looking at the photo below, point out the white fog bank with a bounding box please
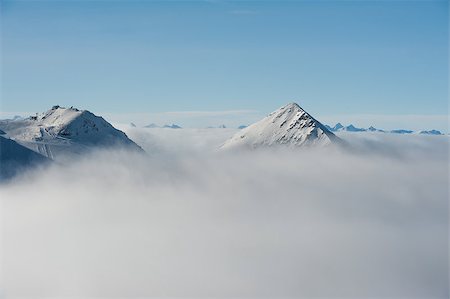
[0,132,448,298]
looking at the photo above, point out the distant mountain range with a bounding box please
[325,123,443,135]
[144,123,182,129]
[138,121,441,135]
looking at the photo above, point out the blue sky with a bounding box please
[1,0,448,130]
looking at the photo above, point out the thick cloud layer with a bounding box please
[0,130,448,298]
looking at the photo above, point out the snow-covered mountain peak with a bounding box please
[0,105,142,160]
[38,105,83,125]
[221,102,340,150]
[268,102,308,118]
[16,105,127,145]
[274,101,301,111]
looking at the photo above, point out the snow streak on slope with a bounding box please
[0,106,142,160]
[221,102,340,149]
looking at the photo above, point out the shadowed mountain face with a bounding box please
[221,102,340,150]
[0,136,51,180]
[0,106,143,161]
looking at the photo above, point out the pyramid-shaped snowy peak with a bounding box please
[221,102,340,149]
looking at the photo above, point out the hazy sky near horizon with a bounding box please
[1,0,448,129]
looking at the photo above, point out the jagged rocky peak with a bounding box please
[221,102,340,149]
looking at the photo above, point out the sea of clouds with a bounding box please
[0,129,448,298]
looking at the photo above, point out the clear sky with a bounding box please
[0,0,448,130]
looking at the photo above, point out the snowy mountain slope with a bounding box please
[0,135,51,180]
[221,102,340,149]
[0,105,142,160]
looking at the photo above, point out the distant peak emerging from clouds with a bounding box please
[325,122,443,135]
[221,102,340,150]
[0,105,142,161]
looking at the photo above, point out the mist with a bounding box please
[0,130,448,298]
